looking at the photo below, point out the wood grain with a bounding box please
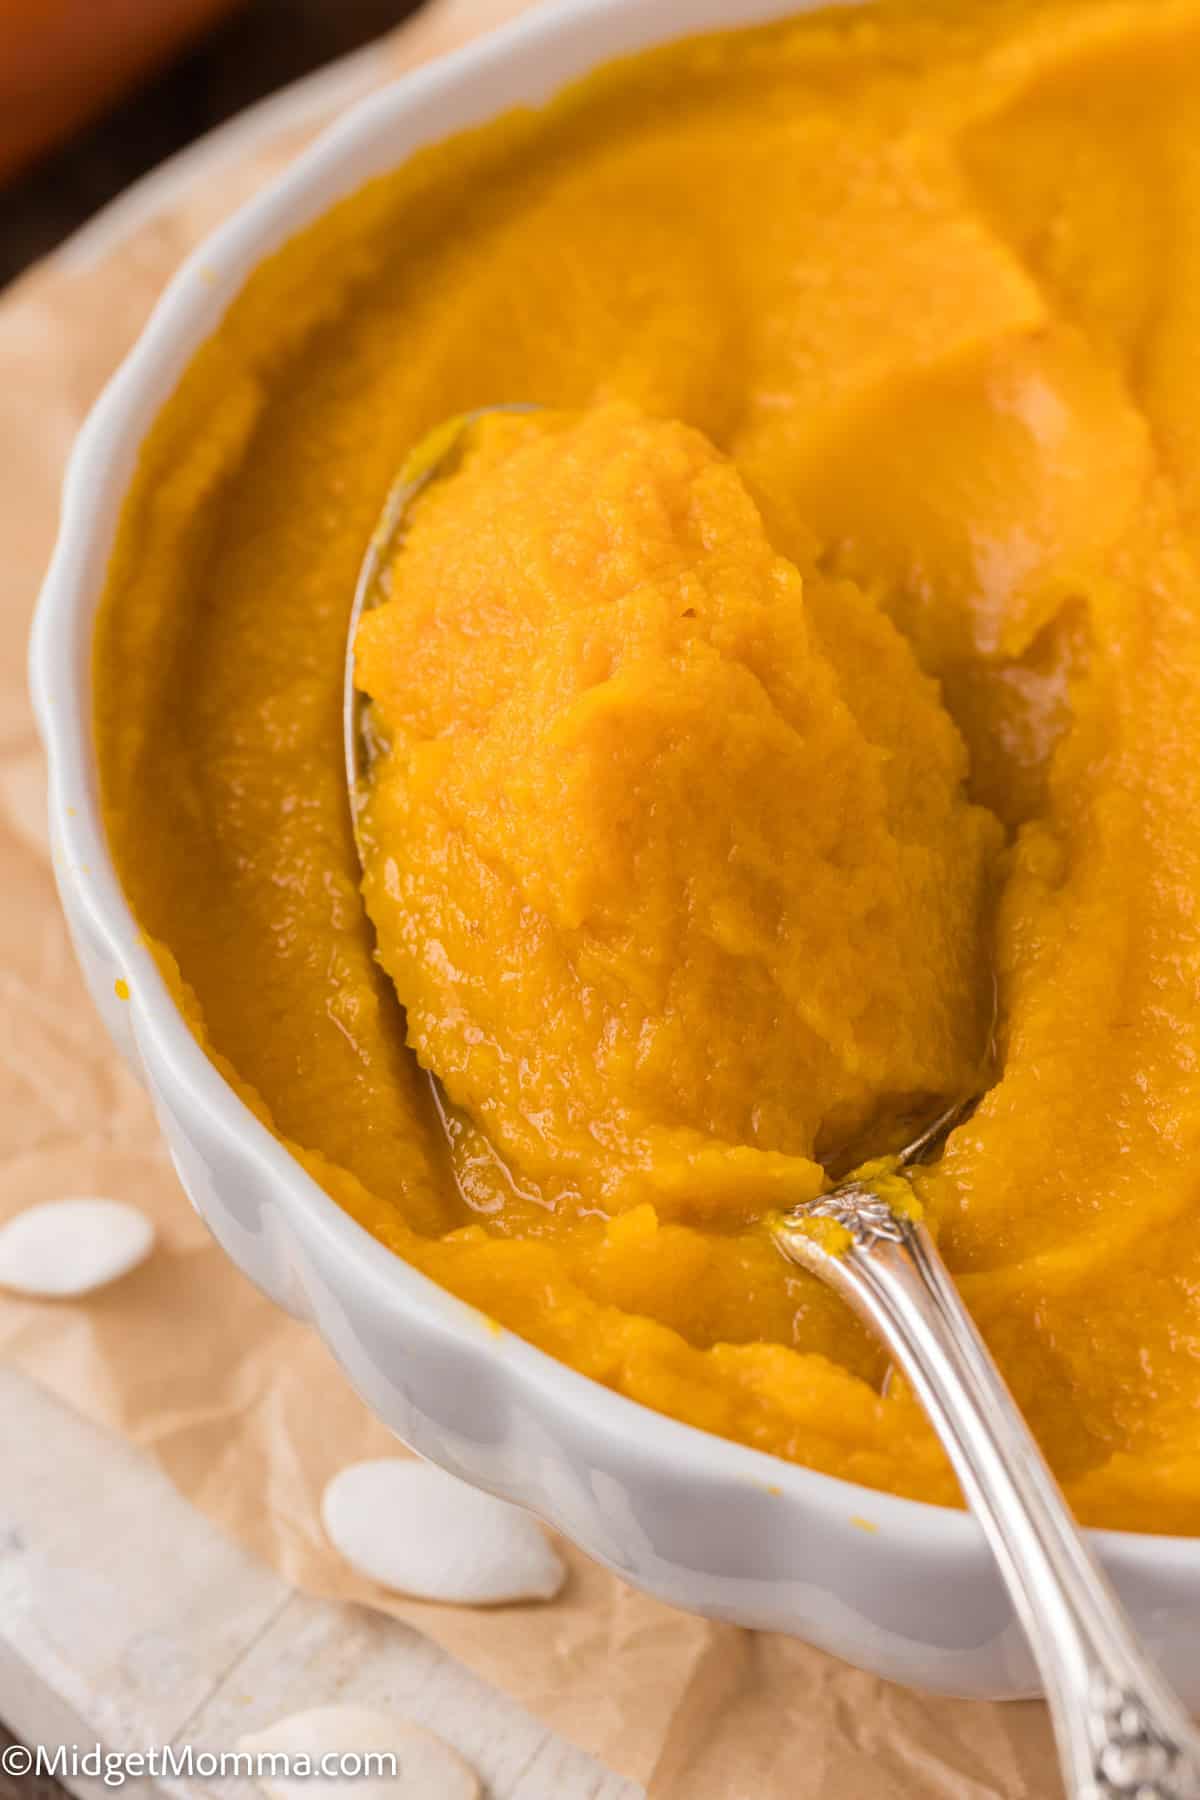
[0,1367,642,1800]
[0,11,632,1797]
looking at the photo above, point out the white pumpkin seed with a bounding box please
[321,1459,566,1605]
[0,1198,154,1297]
[239,1705,478,1800]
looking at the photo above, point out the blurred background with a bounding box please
[1,2,419,1788]
[0,0,426,289]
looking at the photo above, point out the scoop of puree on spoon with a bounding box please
[345,408,1200,1800]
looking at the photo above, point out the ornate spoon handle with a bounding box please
[773,1184,1200,1800]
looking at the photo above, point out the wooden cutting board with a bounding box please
[0,1367,640,1800]
[0,45,638,1800]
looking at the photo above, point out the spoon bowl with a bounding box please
[345,410,1200,1798]
[344,404,538,854]
[32,0,1200,1730]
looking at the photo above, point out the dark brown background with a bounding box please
[1,0,423,290]
[0,4,424,1782]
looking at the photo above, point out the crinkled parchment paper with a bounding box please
[0,1,1063,1791]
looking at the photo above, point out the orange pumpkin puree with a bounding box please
[95,0,1200,1530]
[354,404,1000,1218]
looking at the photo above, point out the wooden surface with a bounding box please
[0,1366,642,1800]
[0,1725,70,1800]
[0,8,640,1795]
[0,0,422,288]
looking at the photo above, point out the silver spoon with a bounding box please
[345,412,1200,1800]
[345,406,536,841]
[775,1110,1200,1799]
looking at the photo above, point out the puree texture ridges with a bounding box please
[353,404,1000,1220]
[96,0,1200,1528]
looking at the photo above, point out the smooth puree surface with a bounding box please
[96,0,1200,1528]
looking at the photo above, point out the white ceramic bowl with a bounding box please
[29,0,1200,1703]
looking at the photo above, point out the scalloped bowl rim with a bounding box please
[26,0,1200,1591]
